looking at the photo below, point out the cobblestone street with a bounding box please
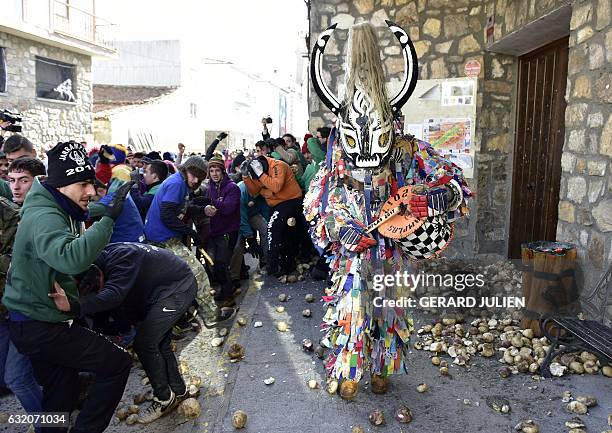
[4,267,609,433]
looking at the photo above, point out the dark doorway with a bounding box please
[508,37,569,259]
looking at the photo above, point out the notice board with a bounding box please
[398,77,477,178]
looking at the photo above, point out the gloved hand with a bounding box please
[131,178,146,194]
[98,145,114,164]
[239,160,250,178]
[409,186,449,218]
[248,159,264,179]
[217,132,228,141]
[244,236,263,259]
[338,220,376,253]
[104,181,135,220]
[191,195,211,207]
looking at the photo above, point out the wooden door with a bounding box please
[508,37,568,259]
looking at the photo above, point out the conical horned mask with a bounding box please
[310,20,418,172]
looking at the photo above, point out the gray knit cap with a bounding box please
[182,156,207,174]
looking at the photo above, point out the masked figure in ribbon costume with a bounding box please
[304,21,472,397]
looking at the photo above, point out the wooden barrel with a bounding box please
[520,241,577,336]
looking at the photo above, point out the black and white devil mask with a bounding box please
[311,20,418,174]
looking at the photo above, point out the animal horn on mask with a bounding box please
[310,20,419,117]
[310,24,341,114]
[385,20,419,114]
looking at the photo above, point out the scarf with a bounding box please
[42,182,89,222]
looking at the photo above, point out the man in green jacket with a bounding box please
[2,141,133,433]
[301,137,326,191]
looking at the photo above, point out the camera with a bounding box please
[265,116,272,124]
[0,109,23,133]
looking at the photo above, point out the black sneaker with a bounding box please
[203,307,238,329]
[217,298,236,308]
[137,390,176,424]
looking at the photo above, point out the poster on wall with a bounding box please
[441,80,475,106]
[423,117,472,153]
[423,117,473,177]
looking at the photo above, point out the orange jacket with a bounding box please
[244,157,302,207]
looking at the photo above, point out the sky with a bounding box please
[96,0,309,84]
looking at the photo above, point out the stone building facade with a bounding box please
[0,0,115,150]
[308,0,610,320]
[0,31,93,148]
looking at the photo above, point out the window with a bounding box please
[35,57,76,102]
[0,48,6,93]
[55,0,70,19]
[189,102,197,118]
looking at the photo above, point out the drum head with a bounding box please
[396,215,454,260]
[378,186,424,239]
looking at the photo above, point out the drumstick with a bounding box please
[365,205,404,234]
[198,248,215,266]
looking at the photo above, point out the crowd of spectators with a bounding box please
[0,118,332,432]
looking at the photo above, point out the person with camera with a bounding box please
[2,141,134,433]
[241,151,303,277]
[48,242,198,424]
[261,116,273,140]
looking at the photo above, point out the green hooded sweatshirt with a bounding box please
[2,179,114,322]
[301,137,326,191]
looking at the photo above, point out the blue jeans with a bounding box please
[0,320,43,417]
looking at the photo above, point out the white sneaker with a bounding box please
[137,390,176,424]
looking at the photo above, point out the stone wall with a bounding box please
[309,0,611,320]
[0,31,93,149]
[308,0,514,260]
[553,0,611,320]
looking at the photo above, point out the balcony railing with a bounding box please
[50,0,115,51]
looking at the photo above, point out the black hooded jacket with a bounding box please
[71,242,196,321]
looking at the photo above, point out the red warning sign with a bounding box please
[464,60,481,77]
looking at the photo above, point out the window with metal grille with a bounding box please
[0,47,6,93]
[35,56,76,102]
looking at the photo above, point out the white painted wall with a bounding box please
[94,40,309,154]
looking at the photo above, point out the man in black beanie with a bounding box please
[2,141,134,433]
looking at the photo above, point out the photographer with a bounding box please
[254,140,273,158]
[261,116,273,140]
[242,153,303,277]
